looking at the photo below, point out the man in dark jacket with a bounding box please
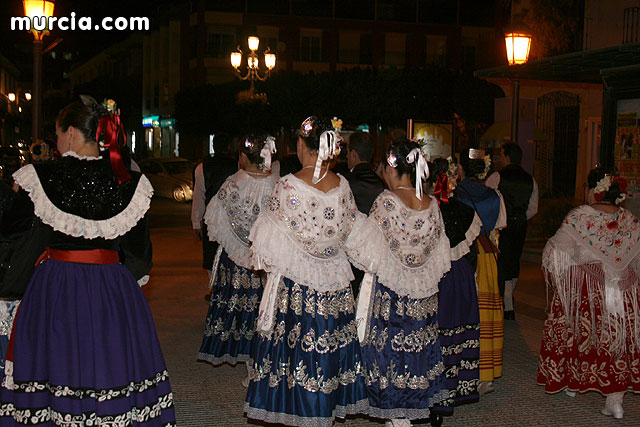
[344,131,386,214]
[343,131,386,296]
[191,133,237,296]
[486,143,538,320]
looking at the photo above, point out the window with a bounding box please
[205,0,243,13]
[141,161,162,175]
[339,32,360,64]
[153,83,159,108]
[385,33,406,66]
[162,83,169,106]
[300,34,321,62]
[360,34,372,64]
[462,45,476,71]
[206,32,236,58]
[426,35,446,66]
[623,7,640,43]
[292,0,332,17]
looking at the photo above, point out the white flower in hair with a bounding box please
[594,175,612,195]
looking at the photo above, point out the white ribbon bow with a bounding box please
[260,136,277,170]
[312,130,340,184]
[406,148,429,200]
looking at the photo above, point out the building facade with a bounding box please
[479,0,640,211]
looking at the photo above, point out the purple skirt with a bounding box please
[433,257,480,415]
[0,259,175,426]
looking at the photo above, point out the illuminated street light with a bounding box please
[504,21,532,144]
[8,93,16,102]
[505,23,532,65]
[24,92,32,101]
[23,0,55,144]
[230,36,276,95]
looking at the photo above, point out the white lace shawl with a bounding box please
[346,190,451,299]
[204,169,279,269]
[450,212,482,262]
[13,164,153,240]
[249,174,357,292]
[542,205,640,355]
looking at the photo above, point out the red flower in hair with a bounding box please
[607,221,619,230]
[614,239,621,246]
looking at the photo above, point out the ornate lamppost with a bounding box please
[504,21,532,144]
[23,0,55,144]
[230,36,276,96]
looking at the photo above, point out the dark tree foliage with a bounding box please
[175,67,504,140]
[514,0,583,58]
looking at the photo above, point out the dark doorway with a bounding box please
[553,106,579,197]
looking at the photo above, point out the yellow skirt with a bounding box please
[476,243,504,382]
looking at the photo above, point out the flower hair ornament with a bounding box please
[81,95,130,184]
[433,156,459,205]
[386,153,398,168]
[594,174,628,205]
[406,148,429,200]
[259,136,277,171]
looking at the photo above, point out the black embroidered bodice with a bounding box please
[439,198,476,249]
[34,156,140,220]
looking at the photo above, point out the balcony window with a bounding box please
[300,35,321,62]
[339,32,360,64]
[385,33,406,66]
[426,35,447,66]
[206,32,236,58]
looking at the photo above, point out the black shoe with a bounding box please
[504,310,515,320]
[429,413,443,427]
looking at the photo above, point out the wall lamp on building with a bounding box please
[230,36,276,94]
[504,20,532,144]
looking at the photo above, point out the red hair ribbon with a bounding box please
[96,114,131,183]
[616,176,628,193]
[433,172,449,205]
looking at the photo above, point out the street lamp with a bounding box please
[504,21,532,144]
[23,0,55,144]
[7,93,16,103]
[230,36,276,95]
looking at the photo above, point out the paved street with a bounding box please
[146,198,639,426]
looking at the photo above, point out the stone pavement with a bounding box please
[145,222,639,426]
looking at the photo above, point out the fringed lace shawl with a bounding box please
[543,205,640,356]
[13,162,153,240]
[346,191,451,299]
[204,169,279,269]
[249,174,358,292]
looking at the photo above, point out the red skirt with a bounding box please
[537,273,640,395]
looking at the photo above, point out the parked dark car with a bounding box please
[139,158,194,202]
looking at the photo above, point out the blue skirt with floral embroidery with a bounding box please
[244,277,369,427]
[360,277,449,420]
[433,257,480,415]
[198,249,263,366]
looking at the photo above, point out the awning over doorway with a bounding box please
[475,42,640,83]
